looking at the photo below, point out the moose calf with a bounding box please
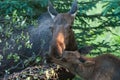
[51,51,120,80]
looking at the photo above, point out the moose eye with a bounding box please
[49,26,54,33]
[70,26,72,29]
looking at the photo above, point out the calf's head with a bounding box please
[48,0,78,57]
[51,51,95,75]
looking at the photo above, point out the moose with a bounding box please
[46,0,79,79]
[50,51,120,80]
[47,0,78,58]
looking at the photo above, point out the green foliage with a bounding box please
[102,0,120,16]
[7,53,20,62]
[0,54,3,62]
[0,0,48,18]
[0,0,51,77]
[0,4,39,73]
[73,75,83,80]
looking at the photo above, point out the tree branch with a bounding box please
[77,12,120,18]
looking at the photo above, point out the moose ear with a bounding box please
[68,0,78,17]
[48,0,58,19]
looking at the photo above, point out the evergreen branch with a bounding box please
[77,12,120,18]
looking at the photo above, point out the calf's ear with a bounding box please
[83,61,95,66]
[47,0,58,19]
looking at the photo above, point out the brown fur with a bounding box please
[51,51,120,80]
[49,13,77,58]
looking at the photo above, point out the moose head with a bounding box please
[48,0,78,58]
